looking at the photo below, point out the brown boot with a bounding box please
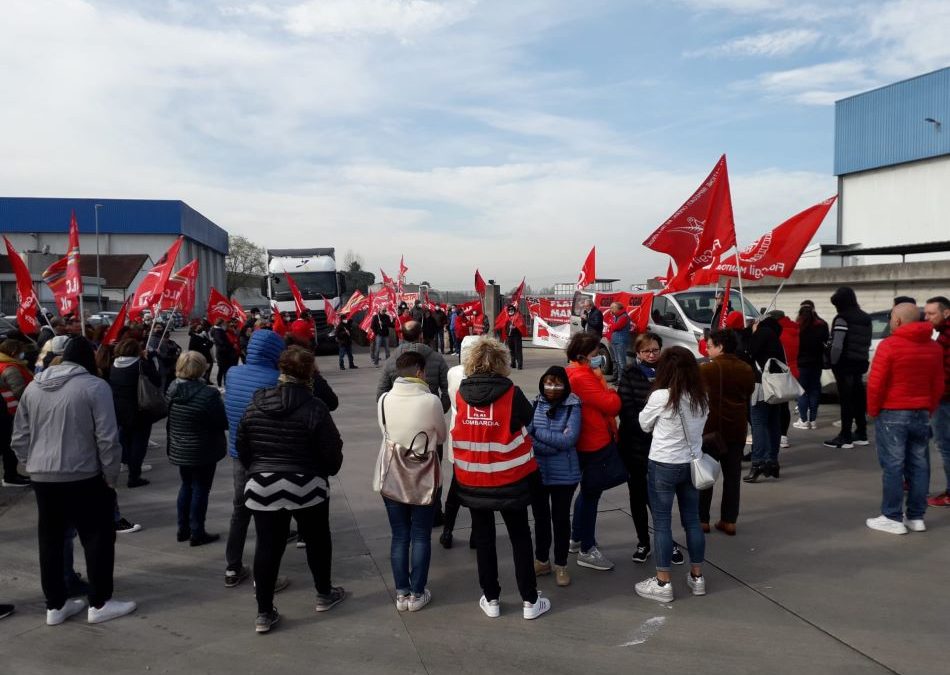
[715,520,736,536]
[701,522,710,533]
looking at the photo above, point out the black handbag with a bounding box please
[137,363,168,421]
[580,442,629,493]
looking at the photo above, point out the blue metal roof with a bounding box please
[0,198,229,254]
[834,67,950,176]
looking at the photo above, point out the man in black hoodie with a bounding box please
[824,287,872,449]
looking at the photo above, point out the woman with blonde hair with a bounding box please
[166,351,229,546]
[452,337,550,620]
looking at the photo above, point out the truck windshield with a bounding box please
[271,272,337,301]
[673,290,758,325]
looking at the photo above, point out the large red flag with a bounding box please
[207,287,234,324]
[339,290,369,315]
[644,155,736,292]
[231,298,248,325]
[65,210,83,302]
[359,288,396,333]
[159,259,199,316]
[102,298,131,346]
[3,237,40,335]
[282,269,308,317]
[271,303,287,337]
[577,247,596,290]
[380,269,395,289]
[509,277,526,308]
[130,237,184,317]
[399,255,408,280]
[322,295,338,326]
[716,196,836,281]
[41,257,76,317]
[474,269,487,297]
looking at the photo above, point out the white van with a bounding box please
[569,288,760,378]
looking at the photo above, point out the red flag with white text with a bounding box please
[159,259,199,315]
[231,297,248,325]
[716,196,837,281]
[577,247,596,290]
[41,257,76,317]
[207,287,234,324]
[4,236,40,334]
[65,210,83,304]
[130,237,184,317]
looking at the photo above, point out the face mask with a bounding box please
[589,355,606,369]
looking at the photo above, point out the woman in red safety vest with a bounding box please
[452,337,550,620]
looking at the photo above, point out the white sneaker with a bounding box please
[568,539,581,554]
[140,464,153,473]
[904,518,926,532]
[792,420,810,431]
[832,420,842,428]
[780,435,790,448]
[395,593,410,611]
[87,599,137,624]
[686,574,706,596]
[745,434,753,445]
[866,515,907,535]
[522,593,551,620]
[635,577,674,603]
[576,546,614,571]
[47,598,86,626]
[408,589,431,612]
[809,421,819,430]
[479,595,500,618]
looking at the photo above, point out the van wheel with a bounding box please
[598,344,614,379]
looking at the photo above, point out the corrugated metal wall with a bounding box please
[834,67,950,176]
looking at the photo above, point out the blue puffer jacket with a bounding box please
[224,330,286,457]
[527,393,582,486]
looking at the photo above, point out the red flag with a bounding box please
[282,269,308,317]
[102,298,130,346]
[656,259,674,284]
[322,295,338,326]
[42,257,76,317]
[689,263,721,288]
[3,236,40,335]
[456,299,483,318]
[509,277,526,308]
[231,297,248,325]
[130,237,184,317]
[399,255,408,279]
[159,259,199,315]
[716,196,837,281]
[340,290,369,315]
[271,303,287,337]
[474,269,487,297]
[380,269,395,288]
[644,155,736,291]
[577,247,596,290]
[359,288,396,333]
[718,279,732,330]
[65,210,83,302]
[207,287,234,324]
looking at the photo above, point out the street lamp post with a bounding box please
[94,203,103,312]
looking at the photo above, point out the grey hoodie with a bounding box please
[11,362,122,484]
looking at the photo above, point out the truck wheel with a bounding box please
[598,343,614,379]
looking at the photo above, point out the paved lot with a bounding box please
[0,345,946,674]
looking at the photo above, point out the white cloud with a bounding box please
[281,0,475,39]
[686,28,820,58]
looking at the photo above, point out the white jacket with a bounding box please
[639,389,708,465]
[373,377,447,492]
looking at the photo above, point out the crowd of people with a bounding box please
[0,287,946,632]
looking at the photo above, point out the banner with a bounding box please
[528,298,572,324]
[102,298,130,346]
[643,155,736,292]
[207,287,234,324]
[532,316,572,349]
[716,196,837,281]
[3,236,40,334]
[130,237,183,317]
[594,291,654,333]
[577,247,596,290]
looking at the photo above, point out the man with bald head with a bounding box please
[865,302,944,535]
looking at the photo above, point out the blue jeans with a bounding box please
[934,401,950,493]
[571,451,605,552]
[338,344,355,368]
[875,410,931,521]
[647,460,705,572]
[796,366,822,423]
[177,464,217,536]
[610,335,629,375]
[383,497,435,596]
[750,400,781,465]
[372,335,390,364]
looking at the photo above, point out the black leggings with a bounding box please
[626,460,651,547]
[252,501,332,614]
[443,474,463,532]
[531,483,577,566]
[507,332,523,369]
[470,506,536,603]
[34,477,116,610]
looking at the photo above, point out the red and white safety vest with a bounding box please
[452,387,537,488]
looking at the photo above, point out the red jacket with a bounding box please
[867,321,944,417]
[566,362,621,452]
[606,311,631,340]
[778,317,800,379]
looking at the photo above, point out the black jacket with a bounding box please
[830,287,872,373]
[335,322,352,347]
[617,361,654,464]
[110,357,161,427]
[165,379,228,466]
[455,375,537,511]
[798,319,829,369]
[188,331,214,363]
[583,307,604,334]
[371,313,392,337]
[236,382,343,477]
[749,317,786,380]
[212,326,238,363]
[313,373,339,412]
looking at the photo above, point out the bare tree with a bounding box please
[343,249,365,273]
[226,235,267,294]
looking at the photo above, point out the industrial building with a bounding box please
[0,198,228,317]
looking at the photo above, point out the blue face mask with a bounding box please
[589,355,606,369]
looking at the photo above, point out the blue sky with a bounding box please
[2,0,949,291]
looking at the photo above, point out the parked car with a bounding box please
[88,311,120,327]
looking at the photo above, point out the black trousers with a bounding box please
[626,460,651,547]
[225,458,251,572]
[834,369,867,439]
[699,440,744,524]
[0,411,20,480]
[780,402,791,436]
[443,474,463,532]
[119,422,152,482]
[507,333,523,369]
[252,501,332,614]
[531,483,577,566]
[33,477,116,610]
[470,506,536,603]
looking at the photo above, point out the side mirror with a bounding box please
[337,272,347,295]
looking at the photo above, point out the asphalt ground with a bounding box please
[0,343,946,674]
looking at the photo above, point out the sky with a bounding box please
[3,0,950,292]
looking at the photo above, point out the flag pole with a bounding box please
[33,292,54,329]
[731,238,746,315]
[78,294,86,336]
[764,280,787,314]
